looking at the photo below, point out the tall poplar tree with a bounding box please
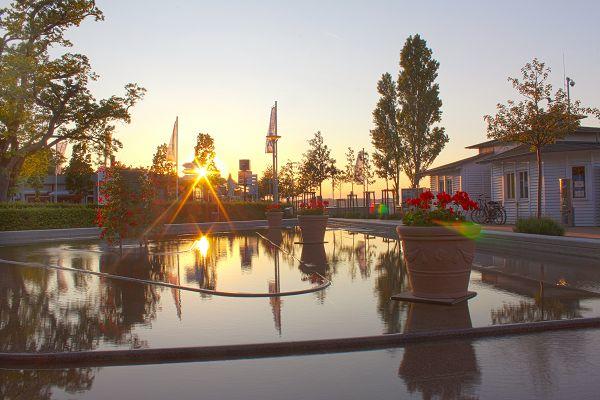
[396,34,448,188]
[370,73,401,198]
[65,143,94,202]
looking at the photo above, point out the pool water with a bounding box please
[1,228,599,354]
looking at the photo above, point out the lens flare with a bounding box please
[195,166,208,177]
[195,236,209,257]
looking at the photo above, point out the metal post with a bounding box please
[273,101,279,203]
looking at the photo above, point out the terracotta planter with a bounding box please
[298,214,328,244]
[396,224,480,299]
[266,211,283,229]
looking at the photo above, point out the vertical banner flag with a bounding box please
[166,117,178,162]
[55,142,68,174]
[265,104,277,153]
[354,149,365,182]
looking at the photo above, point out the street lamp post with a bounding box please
[566,76,575,113]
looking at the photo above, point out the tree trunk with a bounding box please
[536,147,543,219]
[0,157,24,202]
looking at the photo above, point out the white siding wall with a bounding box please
[462,163,491,199]
[491,150,600,226]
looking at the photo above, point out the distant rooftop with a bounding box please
[466,126,600,149]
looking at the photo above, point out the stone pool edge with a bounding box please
[2,317,599,369]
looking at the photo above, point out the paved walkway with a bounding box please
[482,224,600,239]
[330,218,600,239]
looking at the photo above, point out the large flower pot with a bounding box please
[266,211,284,229]
[298,214,328,244]
[396,224,480,299]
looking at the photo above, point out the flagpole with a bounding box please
[176,116,179,201]
[273,101,279,203]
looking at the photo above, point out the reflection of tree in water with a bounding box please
[491,292,583,325]
[373,240,409,333]
[0,248,168,399]
[0,368,96,400]
[484,271,585,324]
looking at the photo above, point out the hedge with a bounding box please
[0,201,273,231]
[514,217,565,236]
[0,205,97,231]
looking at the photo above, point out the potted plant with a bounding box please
[398,191,480,300]
[265,203,284,229]
[297,198,329,243]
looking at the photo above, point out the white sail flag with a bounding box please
[265,104,277,153]
[354,150,365,182]
[167,117,178,162]
[55,141,68,174]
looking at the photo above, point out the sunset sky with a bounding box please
[52,0,600,196]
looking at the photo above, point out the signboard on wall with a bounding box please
[238,170,252,185]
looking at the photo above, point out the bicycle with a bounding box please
[470,195,507,225]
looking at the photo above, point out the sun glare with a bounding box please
[195,236,210,257]
[195,166,208,178]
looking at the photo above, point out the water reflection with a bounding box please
[399,302,481,399]
[0,368,96,400]
[483,271,584,324]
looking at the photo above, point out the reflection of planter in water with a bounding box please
[399,302,480,398]
[298,214,328,244]
[299,243,328,278]
[265,228,283,247]
[396,224,480,299]
[266,211,284,229]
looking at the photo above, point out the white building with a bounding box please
[482,127,600,226]
[422,126,600,227]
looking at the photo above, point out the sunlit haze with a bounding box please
[36,0,600,196]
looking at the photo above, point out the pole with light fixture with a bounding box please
[566,76,575,114]
[266,101,280,203]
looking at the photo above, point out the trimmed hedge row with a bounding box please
[0,201,272,231]
[0,206,97,231]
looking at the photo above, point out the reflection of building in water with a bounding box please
[399,301,480,399]
[240,235,260,272]
[481,271,586,324]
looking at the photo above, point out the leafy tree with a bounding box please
[18,148,53,200]
[299,131,336,197]
[396,34,448,188]
[150,143,176,200]
[258,166,273,199]
[64,143,94,202]
[329,161,344,202]
[371,73,402,197]
[151,143,175,176]
[0,1,146,201]
[355,150,376,191]
[194,132,221,187]
[484,58,599,218]
[279,160,299,202]
[343,147,359,195]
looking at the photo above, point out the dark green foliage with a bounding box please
[514,217,565,236]
[64,143,94,200]
[0,204,96,231]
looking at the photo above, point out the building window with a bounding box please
[572,166,586,199]
[438,176,445,192]
[518,171,529,199]
[505,172,515,200]
[445,177,453,194]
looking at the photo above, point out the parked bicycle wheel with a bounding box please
[492,206,507,225]
[471,208,485,224]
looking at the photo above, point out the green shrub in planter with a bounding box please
[514,217,565,236]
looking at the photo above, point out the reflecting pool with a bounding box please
[1,228,598,354]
